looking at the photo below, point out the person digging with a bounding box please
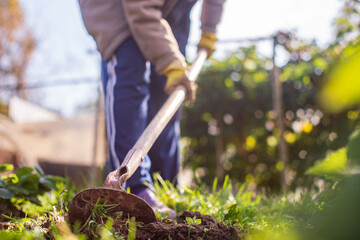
[78,0,226,218]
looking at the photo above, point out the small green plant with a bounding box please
[185,216,201,239]
[185,216,202,225]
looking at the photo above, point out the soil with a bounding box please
[109,211,243,240]
[68,189,243,239]
[0,201,25,224]
[139,211,241,240]
[0,207,243,239]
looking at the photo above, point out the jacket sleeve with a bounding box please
[201,0,226,33]
[122,0,186,73]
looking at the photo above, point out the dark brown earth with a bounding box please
[104,211,243,240]
[137,211,242,240]
[0,201,25,223]
[0,207,243,239]
[68,187,244,239]
[68,188,243,239]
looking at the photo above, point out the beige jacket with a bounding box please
[78,0,225,73]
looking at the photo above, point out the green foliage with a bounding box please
[0,171,81,239]
[305,175,360,240]
[151,173,318,237]
[304,11,360,240]
[182,38,358,190]
[304,109,360,240]
[0,164,14,173]
[322,20,360,115]
[151,173,261,226]
[0,171,321,240]
[319,44,360,113]
[181,0,360,192]
[0,164,63,207]
[306,129,360,181]
[306,148,347,180]
[0,230,45,240]
[223,203,256,226]
[347,129,360,164]
[0,1,359,239]
[333,0,360,41]
[0,205,78,240]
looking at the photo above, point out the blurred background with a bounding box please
[0,0,359,191]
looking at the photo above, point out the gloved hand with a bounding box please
[197,31,218,58]
[162,60,197,102]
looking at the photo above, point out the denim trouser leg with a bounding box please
[101,37,152,194]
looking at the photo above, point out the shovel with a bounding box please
[68,50,208,226]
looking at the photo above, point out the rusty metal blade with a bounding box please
[68,188,157,225]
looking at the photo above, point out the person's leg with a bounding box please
[147,0,195,184]
[102,37,152,194]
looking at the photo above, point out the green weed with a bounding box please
[185,216,201,239]
[78,199,121,238]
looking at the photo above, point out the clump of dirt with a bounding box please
[113,211,243,240]
[0,201,25,227]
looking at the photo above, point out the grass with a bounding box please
[78,199,119,236]
[0,171,332,240]
[151,173,318,236]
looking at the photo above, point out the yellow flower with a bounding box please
[302,121,313,133]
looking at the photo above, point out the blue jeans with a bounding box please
[101,1,194,194]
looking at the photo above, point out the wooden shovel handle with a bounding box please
[117,49,208,187]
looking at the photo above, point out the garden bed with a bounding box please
[80,210,242,240]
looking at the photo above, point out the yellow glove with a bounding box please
[162,60,197,102]
[197,31,217,58]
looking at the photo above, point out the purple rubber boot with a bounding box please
[137,189,176,219]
